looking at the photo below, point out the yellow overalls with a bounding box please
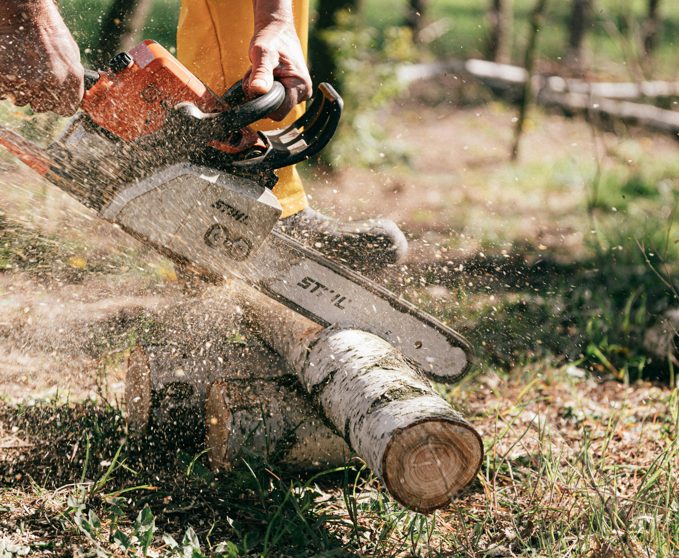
[177,0,310,218]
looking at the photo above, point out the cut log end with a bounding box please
[382,418,483,513]
[125,343,152,432]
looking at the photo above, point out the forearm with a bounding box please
[252,0,295,31]
[0,0,83,116]
[2,0,59,20]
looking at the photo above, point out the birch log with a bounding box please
[205,379,348,471]
[397,57,679,114]
[239,287,484,513]
[125,287,349,471]
[546,76,679,100]
[537,88,679,137]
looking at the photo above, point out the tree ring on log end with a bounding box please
[382,418,483,513]
[125,343,152,432]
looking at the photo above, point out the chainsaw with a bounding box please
[0,40,473,383]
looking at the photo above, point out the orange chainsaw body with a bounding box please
[82,40,225,142]
[0,38,342,194]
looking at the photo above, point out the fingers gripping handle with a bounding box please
[221,80,286,130]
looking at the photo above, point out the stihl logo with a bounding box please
[297,276,349,309]
[212,200,250,224]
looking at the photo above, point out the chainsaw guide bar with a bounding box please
[0,40,475,384]
[98,162,472,382]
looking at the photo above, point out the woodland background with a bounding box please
[1,0,679,556]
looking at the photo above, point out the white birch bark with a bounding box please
[238,288,484,512]
[205,379,348,471]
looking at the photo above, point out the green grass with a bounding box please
[1,369,677,556]
[406,144,679,383]
[0,211,176,286]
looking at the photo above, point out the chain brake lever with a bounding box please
[167,81,286,140]
[233,83,343,172]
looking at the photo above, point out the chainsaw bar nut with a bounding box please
[230,239,251,260]
[204,224,251,261]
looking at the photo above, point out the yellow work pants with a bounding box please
[177,0,309,218]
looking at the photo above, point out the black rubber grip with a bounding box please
[169,81,287,139]
[216,81,286,130]
[234,82,343,172]
[84,70,101,91]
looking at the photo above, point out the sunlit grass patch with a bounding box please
[0,212,178,288]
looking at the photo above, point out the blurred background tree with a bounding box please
[309,0,359,88]
[95,0,154,65]
[405,0,430,35]
[487,0,513,63]
[642,0,662,56]
[565,0,591,70]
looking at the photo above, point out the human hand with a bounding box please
[243,0,312,121]
[0,0,84,116]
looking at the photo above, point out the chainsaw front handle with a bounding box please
[235,82,343,172]
[171,81,286,135]
[218,80,286,130]
[221,79,287,127]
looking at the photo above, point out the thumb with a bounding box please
[248,45,276,95]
